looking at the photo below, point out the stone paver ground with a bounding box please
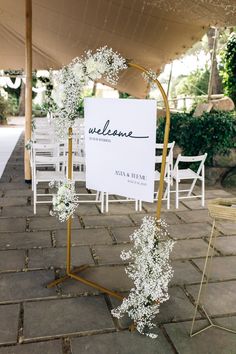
[0,133,236,354]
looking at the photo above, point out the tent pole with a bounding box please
[24,0,32,182]
[207,27,218,101]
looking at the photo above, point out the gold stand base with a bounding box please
[47,264,124,301]
[190,218,236,337]
[191,306,236,337]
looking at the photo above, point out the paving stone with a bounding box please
[71,330,175,354]
[205,189,233,199]
[164,317,236,354]
[0,183,30,191]
[29,216,82,231]
[0,250,25,271]
[0,304,19,344]
[60,265,133,295]
[28,246,94,269]
[4,189,32,197]
[111,226,136,243]
[0,340,63,354]
[181,199,208,210]
[54,228,112,247]
[0,270,56,303]
[213,236,236,255]
[157,286,199,323]
[143,200,187,212]
[215,221,236,236]
[0,218,26,233]
[171,239,213,260]
[105,202,139,214]
[131,212,181,225]
[193,256,236,281]
[171,260,201,285]
[93,244,131,265]
[1,205,50,217]
[75,204,100,215]
[0,198,27,207]
[82,215,134,228]
[168,222,212,240]
[176,209,212,224]
[187,280,236,316]
[0,231,51,250]
[24,296,114,339]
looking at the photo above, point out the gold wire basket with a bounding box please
[208,198,236,221]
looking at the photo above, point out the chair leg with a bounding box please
[95,191,100,201]
[187,177,198,197]
[139,200,142,212]
[33,181,37,214]
[100,192,104,213]
[105,192,109,213]
[167,181,170,210]
[176,179,179,209]
[202,178,205,207]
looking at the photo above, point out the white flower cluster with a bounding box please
[49,180,79,222]
[50,46,127,140]
[111,216,175,338]
[142,70,159,90]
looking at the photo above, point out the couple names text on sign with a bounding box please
[84,98,156,202]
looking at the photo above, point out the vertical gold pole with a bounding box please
[155,85,170,220]
[24,0,32,182]
[128,63,171,219]
[66,127,73,274]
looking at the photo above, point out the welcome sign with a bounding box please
[84,98,156,202]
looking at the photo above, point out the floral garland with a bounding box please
[111,216,175,338]
[49,180,79,222]
[50,46,127,140]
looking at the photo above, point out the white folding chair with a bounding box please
[33,143,66,213]
[172,153,207,208]
[138,141,175,210]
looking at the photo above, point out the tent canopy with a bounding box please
[0,0,235,97]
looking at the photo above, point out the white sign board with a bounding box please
[84,98,156,202]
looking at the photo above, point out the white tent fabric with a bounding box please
[0,0,235,97]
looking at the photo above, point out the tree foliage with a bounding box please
[220,32,236,104]
[174,68,209,97]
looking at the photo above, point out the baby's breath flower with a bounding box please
[111,216,175,338]
[49,46,127,140]
[49,180,79,222]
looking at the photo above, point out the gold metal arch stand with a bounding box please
[47,62,171,301]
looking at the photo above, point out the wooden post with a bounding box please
[24,0,32,182]
[207,28,219,101]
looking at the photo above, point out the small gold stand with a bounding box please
[47,62,171,303]
[190,198,236,337]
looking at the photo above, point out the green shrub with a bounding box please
[32,103,47,117]
[156,111,236,166]
[0,95,8,122]
[7,95,19,116]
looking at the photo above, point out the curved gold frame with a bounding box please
[47,63,171,301]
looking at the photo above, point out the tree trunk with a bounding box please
[207,28,222,95]
[18,82,25,116]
